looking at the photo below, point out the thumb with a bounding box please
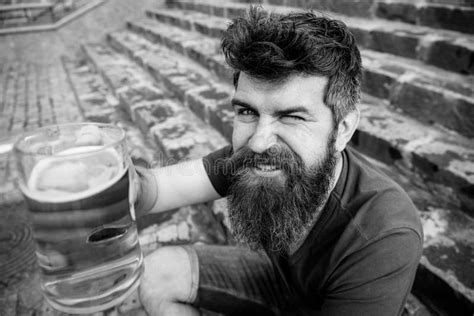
[133,165,159,218]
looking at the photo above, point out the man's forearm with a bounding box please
[136,159,221,216]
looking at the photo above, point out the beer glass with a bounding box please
[13,123,143,314]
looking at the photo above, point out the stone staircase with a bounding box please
[71,0,472,314]
[0,57,229,315]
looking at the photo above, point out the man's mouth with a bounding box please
[251,164,283,177]
[255,164,278,171]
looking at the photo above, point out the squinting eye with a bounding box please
[282,115,305,121]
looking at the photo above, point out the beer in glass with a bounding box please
[13,123,143,314]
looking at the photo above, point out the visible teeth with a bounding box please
[256,164,277,171]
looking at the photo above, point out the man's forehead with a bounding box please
[234,72,329,111]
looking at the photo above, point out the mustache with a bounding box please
[225,145,304,175]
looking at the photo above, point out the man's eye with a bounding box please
[237,109,256,116]
[282,115,305,121]
[235,108,258,122]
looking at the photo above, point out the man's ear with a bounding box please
[335,109,360,152]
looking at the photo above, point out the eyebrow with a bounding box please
[231,98,255,110]
[231,98,311,116]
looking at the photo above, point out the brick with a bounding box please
[410,141,474,211]
[165,73,208,103]
[361,68,395,99]
[196,2,213,15]
[185,85,233,129]
[268,0,286,5]
[350,27,372,48]
[351,129,402,166]
[133,98,218,160]
[210,55,234,84]
[133,104,159,133]
[150,99,180,123]
[185,87,212,122]
[209,103,234,142]
[287,0,310,9]
[354,95,474,215]
[426,0,474,5]
[182,38,218,68]
[188,204,228,244]
[413,208,474,315]
[225,5,247,18]
[403,294,433,316]
[375,2,417,24]
[419,5,474,34]
[391,81,474,138]
[194,20,222,38]
[421,39,474,75]
[360,49,474,137]
[118,83,165,107]
[370,30,418,59]
[304,0,374,17]
[212,5,225,17]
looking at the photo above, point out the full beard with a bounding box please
[226,133,339,253]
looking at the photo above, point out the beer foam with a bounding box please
[75,125,103,146]
[23,146,127,203]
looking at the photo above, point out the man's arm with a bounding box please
[136,158,221,215]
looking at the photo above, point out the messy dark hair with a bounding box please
[221,6,362,124]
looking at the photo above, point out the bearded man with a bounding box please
[135,6,423,316]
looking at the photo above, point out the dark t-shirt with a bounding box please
[203,146,423,316]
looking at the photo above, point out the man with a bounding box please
[135,6,423,316]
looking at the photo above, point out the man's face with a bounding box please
[231,73,336,174]
[227,73,340,252]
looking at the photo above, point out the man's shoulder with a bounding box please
[335,147,422,244]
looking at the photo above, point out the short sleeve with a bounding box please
[202,145,233,197]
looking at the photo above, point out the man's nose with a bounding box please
[248,120,277,154]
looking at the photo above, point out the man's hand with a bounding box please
[130,158,159,219]
[139,246,201,316]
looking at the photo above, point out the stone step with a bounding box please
[374,0,474,35]
[82,42,228,161]
[79,44,232,316]
[235,0,474,34]
[94,29,473,315]
[165,2,474,75]
[81,40,229,236]
[61,57,162,166]
[143,8,474,138]
[123,17,474,216]
[125,17,474,214]
[165,1,474,75]
[0,57,228,315]
[108,28,235,141]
